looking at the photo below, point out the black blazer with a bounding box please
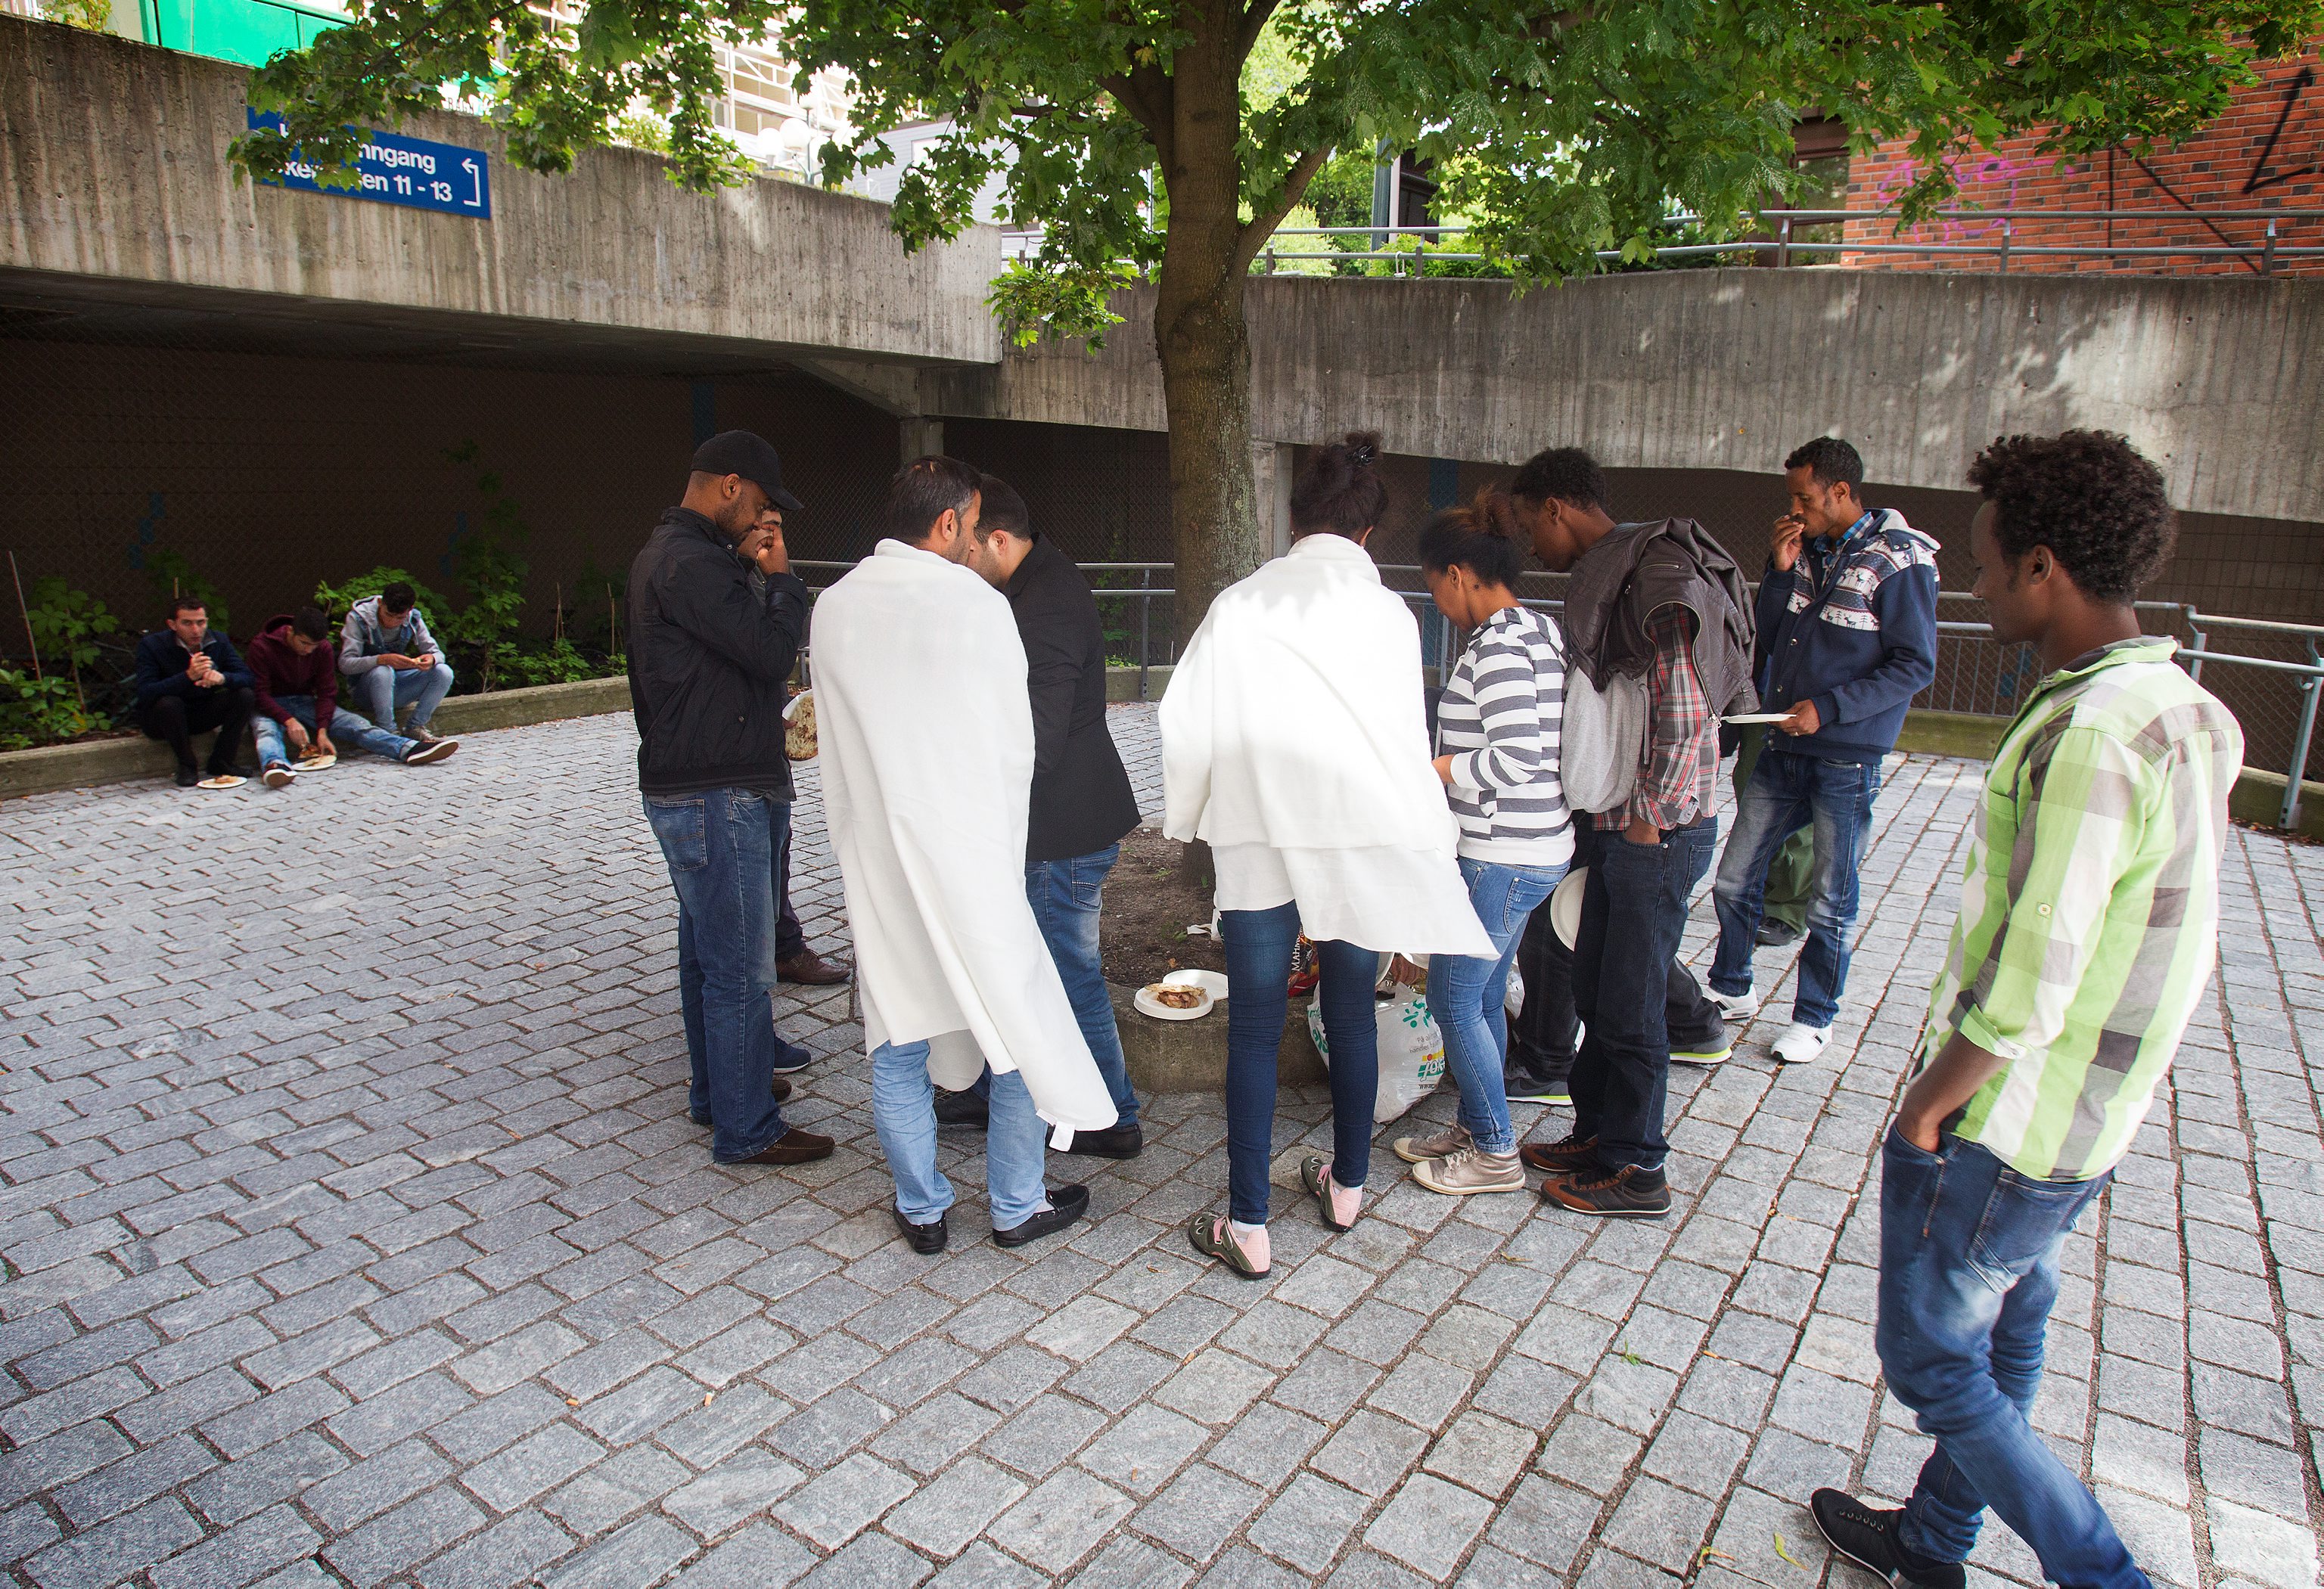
[1008,539,1141,863]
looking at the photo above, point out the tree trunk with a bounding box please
[1153,1,1265,652]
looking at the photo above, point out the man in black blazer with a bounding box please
[942,476,1145,1158]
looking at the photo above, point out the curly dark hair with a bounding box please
[1509,446,1606,511]
[1966,430,2176,604]
[1418,489,1528,588]
[1784,436,1863,492]
[1291,432,1388,538]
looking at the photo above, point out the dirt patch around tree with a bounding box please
[1101,825,1227,987]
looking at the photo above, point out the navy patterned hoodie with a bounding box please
[1751,507,1940,764]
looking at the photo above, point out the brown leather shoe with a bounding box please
[778,951,852,986]
[733,1128,834,1165]
[1518,1133,1602,1178]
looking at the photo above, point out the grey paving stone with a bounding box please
[775,1451,916,1549]
[413,1508,573,1589]
[666,1520,816,1588]
[1313,1410,1431,1497]
[986,1467,1137,1574]
[1365,1473,1495,1582]
[884,1456,1029,1557]
[23,1495,204,1589]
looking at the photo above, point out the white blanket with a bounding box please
[812,540,1117,1132]
[1160,534,1492,956]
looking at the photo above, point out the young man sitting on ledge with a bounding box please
[339,580,458,749]
[132,595,256,788]
[245,607,458,788]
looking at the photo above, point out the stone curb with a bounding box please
[0,675,633,799]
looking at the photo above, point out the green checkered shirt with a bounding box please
[1919,637,2243,1181]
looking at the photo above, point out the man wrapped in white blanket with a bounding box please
[813,457,1117,1254]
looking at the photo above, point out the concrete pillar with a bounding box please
[1256,441,1295,559]
[900,417,946,463]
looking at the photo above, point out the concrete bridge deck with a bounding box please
[0,707,2318,1588]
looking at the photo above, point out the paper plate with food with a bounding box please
[1135,980,1215,1021]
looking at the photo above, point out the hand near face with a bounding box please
[1769,514,1806,574]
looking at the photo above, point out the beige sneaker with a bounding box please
[1414,1144,1526,1196]
[1393,1122,1471,1165]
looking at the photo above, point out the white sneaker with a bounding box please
[1705,986,1759,1022]
[262,763,297,790]
[1771,1023,1831,1065]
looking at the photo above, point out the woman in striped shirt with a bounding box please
[1398,492,1576,1196]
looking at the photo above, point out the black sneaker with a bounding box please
[995,1184,1089,1247]
[1517,1133,1601,1178]
[1063,1123,1142,1159]
[1757,918,1805,948]
[1504,1060,1571,1106]
[771,1038,815,1075]
[1810,1489,1965,1588]
[1543,1163,1673,1218]
[173,765,200,788]
[934,1088,990,1128]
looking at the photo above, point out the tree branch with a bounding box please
[1235,141,1334,270]
[1101,64,1175,166]
[1236,0,1280,64]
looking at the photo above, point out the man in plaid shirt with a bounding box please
[1509,449,1745,1218]
[1809,431,2239,1589]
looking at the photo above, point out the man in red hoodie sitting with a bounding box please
[245,607,458,789]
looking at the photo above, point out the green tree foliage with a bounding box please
[231,0,2318,633]
[25,578,119,710]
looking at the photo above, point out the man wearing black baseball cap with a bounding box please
[627,430,830,1167]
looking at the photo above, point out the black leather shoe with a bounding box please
[934,1088,990,1128]
[770,1075,792,1105]
[1757,919,1805,947]
[730,1128,834,1165]
[893,1207,949,1254]
[1810,1489,1966,1588]
[1064,1123,1142,1159]
[995,1184,1089,1247]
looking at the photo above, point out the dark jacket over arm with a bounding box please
[1008,540,1142,863]
[626,507,808,799]
[133,629,253,709]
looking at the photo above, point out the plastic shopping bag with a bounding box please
[1505,961,1526,1019]
[1308,983,1446,1124]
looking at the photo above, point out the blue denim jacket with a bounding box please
[1752,508,1940,764]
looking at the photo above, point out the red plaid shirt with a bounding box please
[1592,605,1718,832]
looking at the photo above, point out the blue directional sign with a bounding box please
[244,109,491,219]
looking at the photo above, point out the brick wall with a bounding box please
[1838,48,2322,275]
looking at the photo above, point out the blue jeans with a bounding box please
[1427,858,1567,1154]
[1567,818,1718,1172]
[1021,845,1138,1127]
[356,662,455,733]
[961,846,1142,1129]
[253,695,414,766]
[643,789,794,1162]
[1710,749,1880,1028]
[1219,902,1380,1225]
[872,1038,1050,1229]
[1876,1127,2142,1589]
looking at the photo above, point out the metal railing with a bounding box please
[1002,207,2324,277]
[796,556,2321,828]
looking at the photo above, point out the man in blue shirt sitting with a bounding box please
[1704,437,1939,1064]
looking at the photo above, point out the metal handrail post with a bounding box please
[2183,606,2208,685]
[2266,218,2279,278]
[2284,664,2319,830]
[1139,568,1151,702]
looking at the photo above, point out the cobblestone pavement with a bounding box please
[2,704,2319,1589]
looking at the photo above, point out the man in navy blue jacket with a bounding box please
[1705,437,1939,1064]
[133,596,256,787]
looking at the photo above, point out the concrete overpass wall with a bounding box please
[927,271,2324,529]
[0,15,1002,366]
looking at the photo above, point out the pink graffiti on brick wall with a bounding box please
[1856,152,2071,240]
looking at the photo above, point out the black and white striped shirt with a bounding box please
[1435,605,1574,866]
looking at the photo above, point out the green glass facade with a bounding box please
[137,0,341,67]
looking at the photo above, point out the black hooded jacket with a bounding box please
[626,507,809,798]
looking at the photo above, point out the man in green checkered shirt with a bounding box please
[1810,431,2242,1589]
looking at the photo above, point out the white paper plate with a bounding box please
[195,775,246,790]
[1160,969,1229,1001]
[1550,867,1588,950]
[296,753,338,771]
[1721,712,1792,725]
[1135,984,1216,1022]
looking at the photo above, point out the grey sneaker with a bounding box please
[1393,1122,1471,1165]
[1413,1144,1526,1196]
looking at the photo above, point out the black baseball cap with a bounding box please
[691,430,805,514]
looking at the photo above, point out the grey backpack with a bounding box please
[1558,661,1648,815]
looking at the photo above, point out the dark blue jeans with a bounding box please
[1710,749,1880,1028]
[643,788,794,1161]
[1876,1127,2142,1587]
[1219,902,1379,1225]
[1024,845,1139,1127]
[1567,818,1718,1172]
